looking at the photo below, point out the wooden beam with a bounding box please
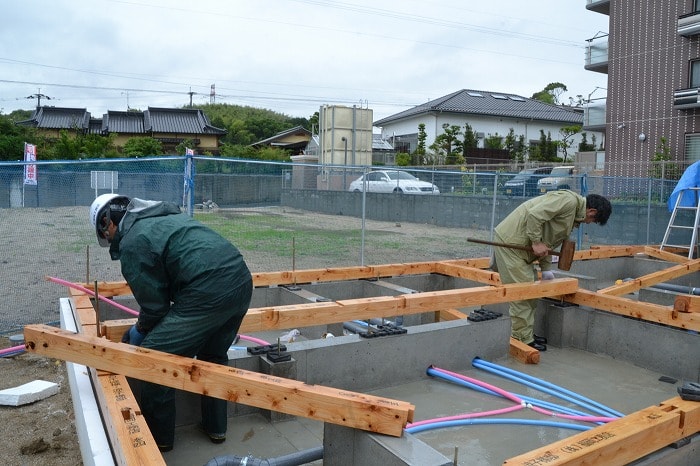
[101,278,580,342]
[437,308,469,321]
[23,324,414,437]
[438,258,492,269]
[644,246,693,264]
[562,289,700,332]
[433,262,501,285]
[573,245,645,261]
[509,337,539,364]
[402,279,578,313]
[92,370,164,465]
[251,262,437,287]
[674,294,700,314]
[503,396,700,465]
[598,258,700,296]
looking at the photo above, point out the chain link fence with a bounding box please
[0,157,685,334]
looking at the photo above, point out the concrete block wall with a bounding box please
[281,189,683,246]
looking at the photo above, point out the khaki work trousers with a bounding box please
[492,234,539,345]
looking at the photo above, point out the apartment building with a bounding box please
[584,0,700,177]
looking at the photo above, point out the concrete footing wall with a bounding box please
[71,255,699,465]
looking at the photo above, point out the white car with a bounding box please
[348,170,440,194]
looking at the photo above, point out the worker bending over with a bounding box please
[89,194,253,452]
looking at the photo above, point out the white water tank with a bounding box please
[318,105,373,167]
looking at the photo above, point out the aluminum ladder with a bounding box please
[660,187,700,259]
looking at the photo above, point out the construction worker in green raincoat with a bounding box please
[491,190,611,351]
[89,194,253,452]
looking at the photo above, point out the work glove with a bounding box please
[541,271,555,281]
[121,324,146,346]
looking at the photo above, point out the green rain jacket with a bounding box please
[494,190,586,272]
[108,199,251,332]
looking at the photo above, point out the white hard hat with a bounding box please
[89,193,130,247]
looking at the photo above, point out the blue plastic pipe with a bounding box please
[472,358,623,418]
[427,367,604,420]
[405,418,592,434]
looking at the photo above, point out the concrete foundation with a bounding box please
[63,255,700,465]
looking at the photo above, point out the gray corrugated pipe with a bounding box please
[204,446,323,466]
[343,321,370,334]
[650,283,700,295]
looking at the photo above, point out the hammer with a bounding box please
[467,238,575,271]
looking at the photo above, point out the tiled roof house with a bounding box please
[251,125,311,155]
[373,89,597,160]
[18,106,227,154]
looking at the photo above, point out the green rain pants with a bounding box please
[138,278,253,448]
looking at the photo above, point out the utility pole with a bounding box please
[121,91,130,110]
[26,88,52,108]
[188,87,195,107]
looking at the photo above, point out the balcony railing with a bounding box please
[585,37,608,74]
[583,100,606,130]
[674,88,700,109]
[586,0,610,15]
[678,11,700,37]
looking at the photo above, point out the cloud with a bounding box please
[0,0,608,121]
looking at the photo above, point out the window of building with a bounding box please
[685,133,700,162]
[696,0,700,12]
[691,60,700,88]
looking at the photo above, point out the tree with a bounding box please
[395,152,411,166]
[483,133,504,149]
[531,82,568,105]
[308,111,319,134]
[649,137,681,180]
[578,133,596,152]
[415,123,427,157]
[430,123,464,164]
[463,123,478,153]
[558,125,582,163]
[176,139,198,155]
[122,137,163,157]
[504,128,526,163]
[0,113,37,161]
[530,130,559,162]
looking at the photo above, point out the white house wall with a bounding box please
[378,113,602,160]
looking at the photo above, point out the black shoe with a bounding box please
[534,335,548,345]
[198,424,226,444]
[207,432,226,444]
[528,341,547,352]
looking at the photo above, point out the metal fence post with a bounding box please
[183,153,195,216]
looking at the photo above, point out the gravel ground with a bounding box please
[0,205,486,465]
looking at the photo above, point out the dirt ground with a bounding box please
[0,206,485,465]
[0,344,82,466]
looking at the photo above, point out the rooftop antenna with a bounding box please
[26,88,52,108]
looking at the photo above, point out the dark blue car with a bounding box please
[502,167,552,197]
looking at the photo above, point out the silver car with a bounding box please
[537,165,576,193]
[348,170,440,194]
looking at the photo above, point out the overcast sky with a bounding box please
[1,0,609,123]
